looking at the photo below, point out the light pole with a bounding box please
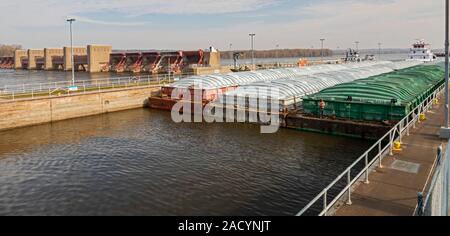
[67,18,76,86]
[276,44,280,67]
[320,39,325,62]
[229,43,233,63]
[378,43,382,60]
[441,0,450,139]
[445,0,449,130]
[249,33,256,70]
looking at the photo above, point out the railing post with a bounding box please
[389,132,394,156]
[323,191,328,216]
[365,153,370,184]
[413,113,417,128]
[418,105,422,124]
[417,192,424,216]
[347,171,352,205]
[407,115,410,136]
[438,145,443,164]
[378,141,383,168]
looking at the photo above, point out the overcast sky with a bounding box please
[0,0,445,50]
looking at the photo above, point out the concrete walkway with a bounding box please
[336,98,448,216]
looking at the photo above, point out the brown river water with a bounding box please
[0,69,373,216]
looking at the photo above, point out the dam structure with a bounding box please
[13,45,111,72]
[10,45,230,76]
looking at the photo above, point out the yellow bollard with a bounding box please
[393,141,402,152]
[434,99,439,105]
[420,113,426,121]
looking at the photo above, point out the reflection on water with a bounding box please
[0,108,372,215]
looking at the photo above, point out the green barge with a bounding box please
[302,65,445,122]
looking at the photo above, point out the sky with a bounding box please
[0,0,445,50]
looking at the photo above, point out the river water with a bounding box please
[0,60,378,216]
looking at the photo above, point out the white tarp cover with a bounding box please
[168,61,403,90]
[216,60,422,107]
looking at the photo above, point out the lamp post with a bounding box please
[229,43,233,64]
[445,0,449,130]
[320,39,325,62]
[67,18,76,86]
[249,33,256,70]
[441,0,450,139]
[276,44,280,67]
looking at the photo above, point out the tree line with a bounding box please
[0,44,22,57]
[220,49,333,59]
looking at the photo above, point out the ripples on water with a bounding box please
[0,63,382,215]
[0,108,373,216]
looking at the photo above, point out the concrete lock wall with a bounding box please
[44,48,64,70]
[191,66,232,75]
[0,86,159,131]
[27,49,45,70]
[208,51,221,68]
[87,45,113,73]
[63,46,87,71]
[14,50,28,69]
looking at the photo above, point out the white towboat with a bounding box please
[407,40,436,62]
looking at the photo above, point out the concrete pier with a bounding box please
[63,46,87,71]
[27,49,44,70]
[44,48,64,70]
[87,45,112,72]
[13,50,27,69]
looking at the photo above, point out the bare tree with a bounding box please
[0,44,22,57]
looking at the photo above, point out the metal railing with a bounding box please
[297,84,445,216]
[416,142,449,216]
[0,73,195,102]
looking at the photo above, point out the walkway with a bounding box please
[336,97,448,216]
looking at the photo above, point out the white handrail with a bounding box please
[297,83,444,216]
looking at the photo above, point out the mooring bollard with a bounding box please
[419,113,425,122]
[393,141,402,152]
